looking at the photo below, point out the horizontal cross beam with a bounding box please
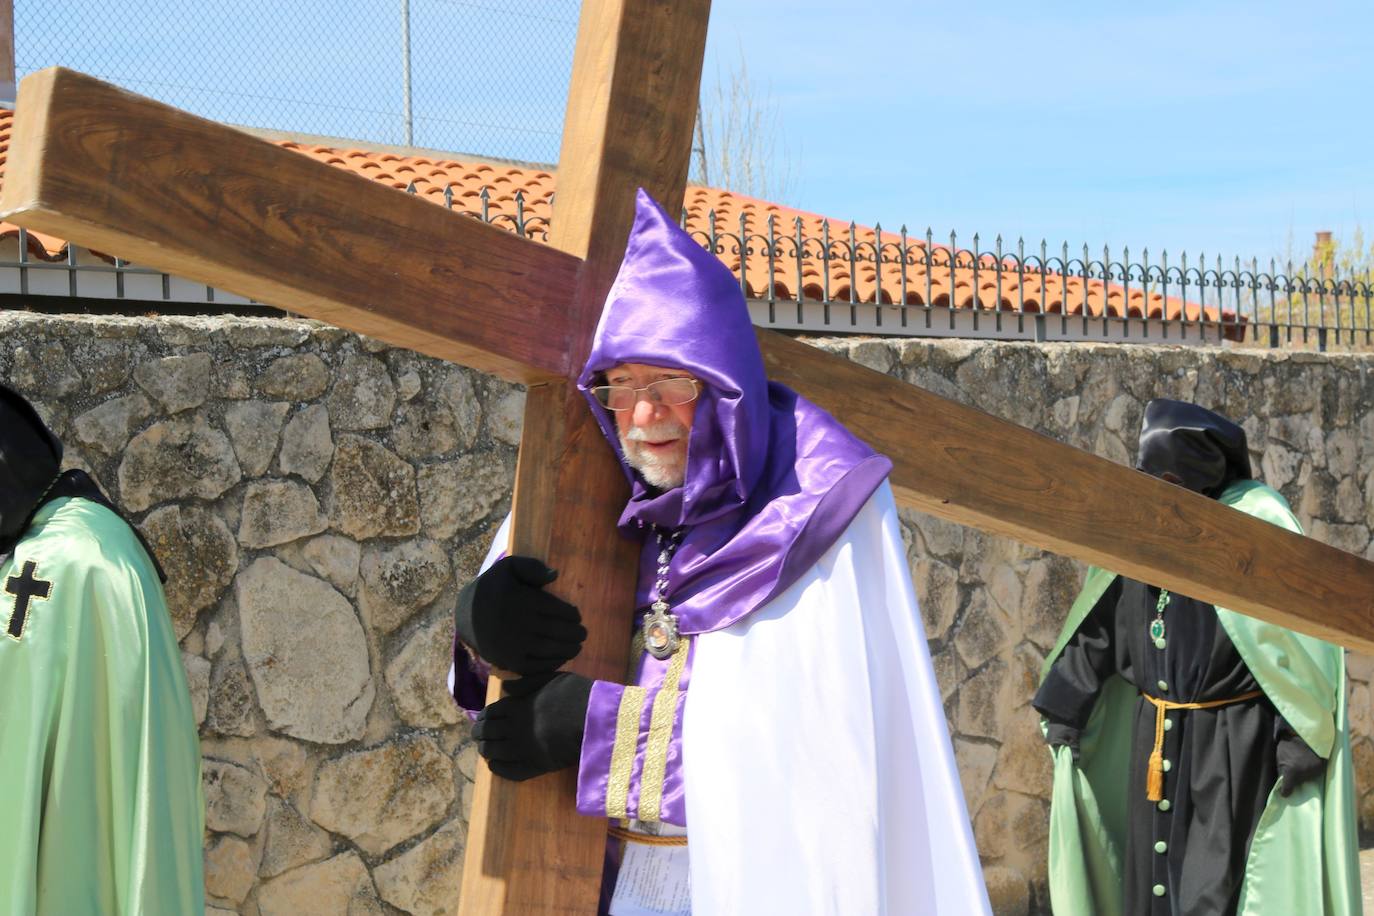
[759,329,1374,654]
[5,68,1371,657]
[0,67,579,384]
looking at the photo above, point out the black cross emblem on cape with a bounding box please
[5,560,53,640]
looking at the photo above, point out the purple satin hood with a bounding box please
[577,189,892,634]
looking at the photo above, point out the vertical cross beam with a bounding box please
[458,2,711,913]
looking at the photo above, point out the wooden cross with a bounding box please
[3,1,1373,911]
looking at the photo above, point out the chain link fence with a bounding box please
[15,0,578,162]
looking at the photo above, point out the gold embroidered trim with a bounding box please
[606,685,647,819]
[636,638,690,823]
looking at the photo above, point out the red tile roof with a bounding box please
[0,109,1230,325]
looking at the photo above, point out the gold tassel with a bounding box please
[1141,689,1265,802]
[1146,699,1167,801]
[1146,749,1165,801]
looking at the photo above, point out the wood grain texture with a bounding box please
[758,328,1374,654]
[459,1,711,913]
[0,67,579,383]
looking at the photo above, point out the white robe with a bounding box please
[455,482,990,914]
[683,483,989,914]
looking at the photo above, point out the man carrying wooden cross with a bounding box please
[1033,399,1361,916]
[450,190,991,914]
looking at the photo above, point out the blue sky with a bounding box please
[701,1,1374,265]
[18,0,1373,265]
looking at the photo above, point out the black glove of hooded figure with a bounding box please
[455,555,587,675]
[474,672,593,781]
[1044,720,1082,762]
[1275,717,1325,797]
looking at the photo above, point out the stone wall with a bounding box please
[2,312,1372,915]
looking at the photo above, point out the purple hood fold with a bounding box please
[577,189,891,634]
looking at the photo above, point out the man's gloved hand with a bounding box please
[473,672,593,781]
[1275,718,1325,797]
[454,556,587,675]
[1044,720,1082,763]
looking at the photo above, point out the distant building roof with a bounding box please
[0,108,1225,324]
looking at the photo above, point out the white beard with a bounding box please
[620,421,689,490]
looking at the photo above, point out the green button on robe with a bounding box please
[0,496,205,914]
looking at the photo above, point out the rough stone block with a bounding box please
[373,818,467,916]
[223,400,290,477]
[260,797,334,879]
[118,415,242,512]
[328,436,420,539]
[256,352,330,401]
[310,736,456,857]
[239,479,328,548]
[417,454,511,541]
[358,539,451,635]
[133,352,212,413]
[486,386,525,446]
[257,852,383,916]
[302,533,362,596]
[204,834,258,905]
[237,558,374,743]
[327,353,396,431]
[140,504,238,639]
[181,652,210,727]
[386,615,462,728]
[204,758,268,837]
[71,392,154,455]
[279,403,334,482]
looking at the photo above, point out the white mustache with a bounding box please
[624,423,688,443]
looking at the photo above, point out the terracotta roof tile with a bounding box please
[0,108,1233,326]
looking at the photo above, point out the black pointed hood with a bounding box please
[0,383,63,554]
[1136,399,1252,498]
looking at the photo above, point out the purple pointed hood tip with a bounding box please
[579,188,769,529]
[579,189,892,634]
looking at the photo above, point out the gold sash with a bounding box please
[1141,690,1263,801]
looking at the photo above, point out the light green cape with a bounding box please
[0,497,204,915]
[1041,480,1361,916]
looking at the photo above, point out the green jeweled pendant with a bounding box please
[1149,618,1166,641]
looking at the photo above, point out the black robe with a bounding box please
[1033,577,1280,916]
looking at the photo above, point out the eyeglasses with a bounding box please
[591,377,700,412]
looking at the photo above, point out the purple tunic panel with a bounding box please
[577,636,693,827]
[450,633,490,721]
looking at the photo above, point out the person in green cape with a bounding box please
[1032,399,1360,916]
[0,382,204,914]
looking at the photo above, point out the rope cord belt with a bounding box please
[1142,690,1264,801]
[608,824,688,847]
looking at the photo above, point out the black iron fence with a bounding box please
[4,187,1372,352]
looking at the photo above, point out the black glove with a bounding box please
[454,555,587,675]
[1044,720,1082,763]
[1275,718,1325,797]
[473,672,593,781]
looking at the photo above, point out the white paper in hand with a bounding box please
[608,840,691,916]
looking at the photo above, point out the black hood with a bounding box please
[1136,399,1252,498]
[0,383,166,581]
[0,382,63,553]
